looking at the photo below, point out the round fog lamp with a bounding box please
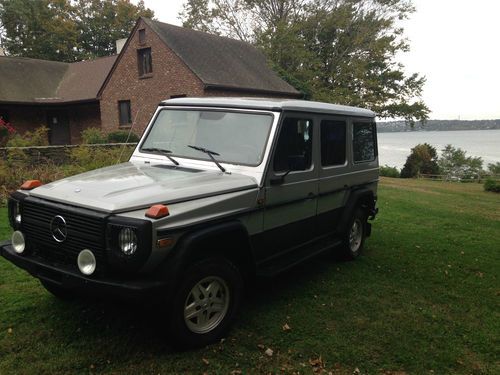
[118,228,138,255]
[11,230,26,254]
[77,249,96,275]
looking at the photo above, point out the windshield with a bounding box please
[140,109,274,166]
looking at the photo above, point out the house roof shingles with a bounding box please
[57,55,117,102]
[0,57,68,103]
[0,18,300,104]
[0,55,117,104]
[143,18,300,97]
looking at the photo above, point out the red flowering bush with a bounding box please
[0,117,15,146]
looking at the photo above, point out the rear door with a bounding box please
[316,116,350,235]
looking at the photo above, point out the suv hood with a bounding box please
[29,162,258,212]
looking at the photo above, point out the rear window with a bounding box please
[353,122,377,163]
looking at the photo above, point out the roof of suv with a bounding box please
[160,97,376,118]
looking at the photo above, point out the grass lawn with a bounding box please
[0,178,498,374]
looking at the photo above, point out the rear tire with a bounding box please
[341,207,367,259]
[168,257,242,349]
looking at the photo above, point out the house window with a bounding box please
[353,121,377,163]
[321,119,346,166]
[137,48,152,77]
[118,100,132,126]
[138,29,146,44]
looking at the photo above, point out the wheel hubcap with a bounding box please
[349,219,363,252]
[184,276,229,334]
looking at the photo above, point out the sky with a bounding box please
[138,0,500,120]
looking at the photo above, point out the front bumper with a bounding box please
[0,241,167,300]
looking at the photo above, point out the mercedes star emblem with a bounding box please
[50,215,67,243]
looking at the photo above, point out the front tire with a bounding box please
[168,257,242,349]
[341,207,367,259]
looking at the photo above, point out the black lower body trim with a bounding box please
[0,242,167,300]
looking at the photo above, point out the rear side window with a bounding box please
[274,117,313,172]
[321,120,346,166]
[353,122,376,163]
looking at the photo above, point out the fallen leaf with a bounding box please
[257,344,265,350]
[202,358,209,365]
[231,370,242,375]
[7,328,12,334]
[309,357,325,373]
[265,348,273,357]
[282,323,291,331]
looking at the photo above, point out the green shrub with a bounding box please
[6,126,49,147]
[81,127,106,144]
[484,179,500,193]
[106,130,139,143]
[401,143,439,178]
[379,165,400,178]
[438,144,483,181]
[0,145,134,204]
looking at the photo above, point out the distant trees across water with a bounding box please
[380,143,500,193]
[378,119,500,133]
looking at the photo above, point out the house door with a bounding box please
[47,110,70,145]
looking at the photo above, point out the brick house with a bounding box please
[0,18,300,145]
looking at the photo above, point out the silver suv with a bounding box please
[1,97,378,348]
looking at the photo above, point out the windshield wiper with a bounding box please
[187,145,227,173]
[141,147,179,166]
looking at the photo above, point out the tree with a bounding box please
[438,145,483,181]
[73,0,154,58]
[487,162,500,175]
[180,0,429,122]
[0,0,79,61]
[400,143,439,178]
[0,0,154,62]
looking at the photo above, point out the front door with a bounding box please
[47,110,70,145]
[254,114,319,262]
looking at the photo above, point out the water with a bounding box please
[377,129,500,169]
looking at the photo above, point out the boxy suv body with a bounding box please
[1,98,378,347]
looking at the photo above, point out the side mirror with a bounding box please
[270,155,307,185]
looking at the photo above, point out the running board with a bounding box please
[256,237,342,277]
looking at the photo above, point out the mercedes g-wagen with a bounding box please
[1,97,378,348]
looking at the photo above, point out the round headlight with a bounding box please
[11,230,26,254]
[118,228,138,255]
[77,249,96,275]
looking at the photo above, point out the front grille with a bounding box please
[22,197,108,267]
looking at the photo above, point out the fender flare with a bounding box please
[337,188,376,235]
[163,221,254,293]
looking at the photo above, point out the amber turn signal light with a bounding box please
[157,237,174,248]
[145,204,169,219]
[20,180,42,190]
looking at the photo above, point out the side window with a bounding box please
[321,119,346,166]
[353,121,376,163]
[274,117,313,172]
